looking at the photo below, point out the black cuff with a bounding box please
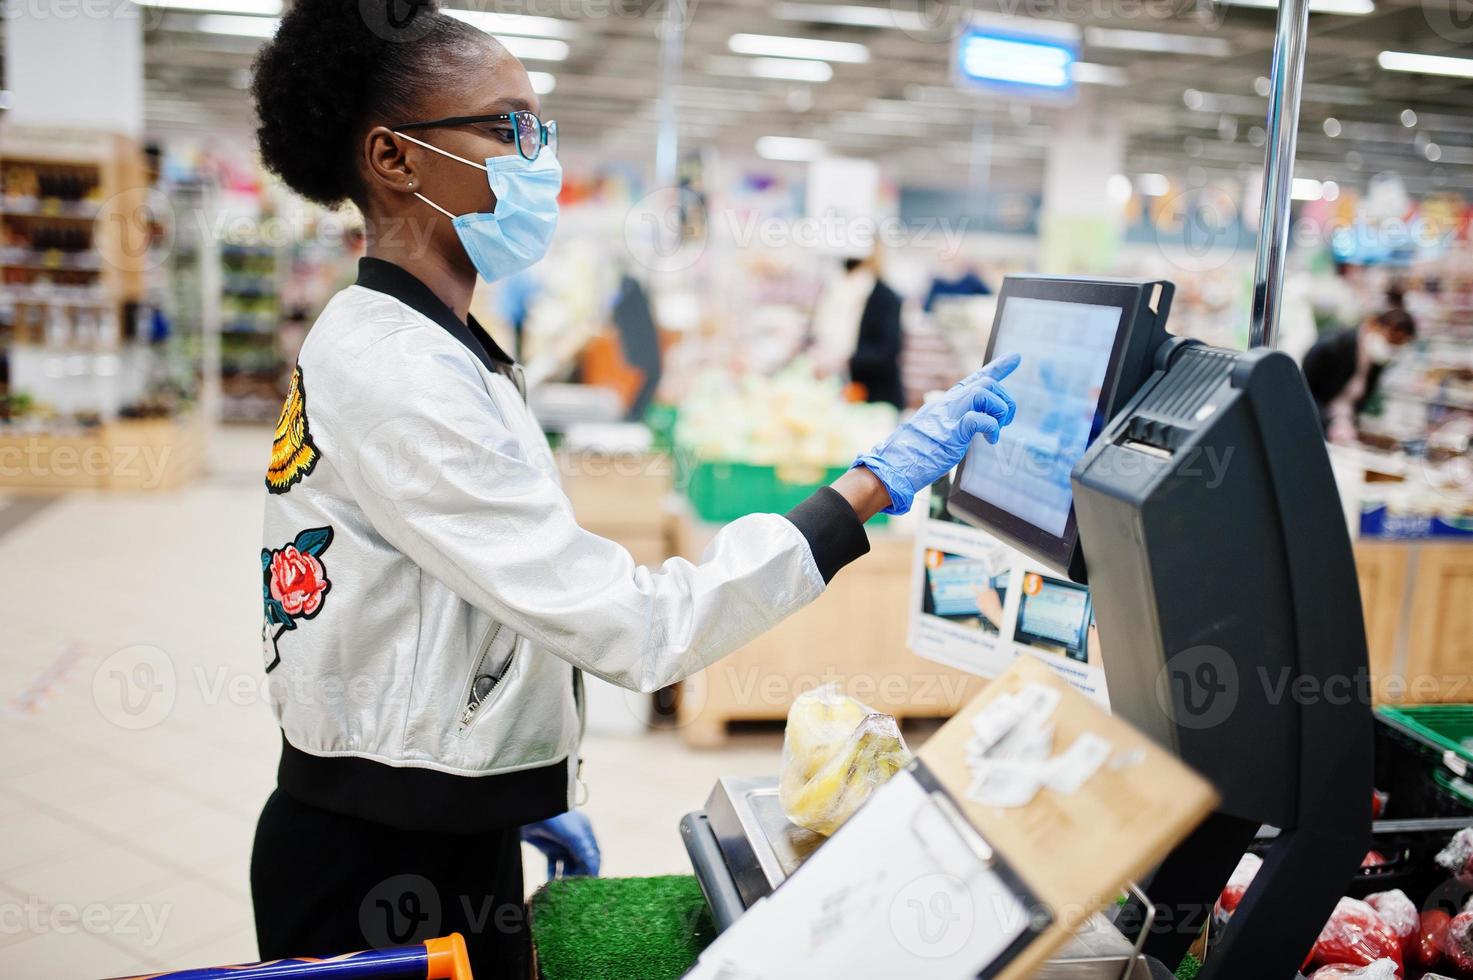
[784,486,871,584]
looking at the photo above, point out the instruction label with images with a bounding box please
[907,476,1111,707]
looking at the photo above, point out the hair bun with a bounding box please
[251,0,477,207]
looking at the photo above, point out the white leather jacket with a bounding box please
[260,258,870,832]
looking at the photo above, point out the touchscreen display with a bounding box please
[957,296,1122,536]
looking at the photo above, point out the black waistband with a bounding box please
[276,735,568,834]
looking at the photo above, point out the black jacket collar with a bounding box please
[354,257,515,375]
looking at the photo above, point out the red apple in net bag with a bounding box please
[1308,898,1404,973]
[1444,911,1473,972]
[1364,890,1418,955]
[1435,827,1473,884]
[1415,909,1451,970]
[1308,960,1400,980]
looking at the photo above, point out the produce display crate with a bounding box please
[1373,707,1473,820]
[684,460,884,525]
[1379,704,1473,765]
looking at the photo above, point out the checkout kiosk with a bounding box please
[681,274,1373,979]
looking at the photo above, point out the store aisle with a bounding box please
[0,428,782,978]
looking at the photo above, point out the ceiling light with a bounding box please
[729,33,870,63]
[1085,27,1231,57]
[772,2,926,31]
[1323,117,1341,137]
[1136,172,1170,196]
[1108,174,1133,205]
[1425,142,1443,162]
[137,0,280,13]
[1378,51,1473,78]
[1400,108,1418,127]
[443,9,572,38]
[756,136,827,161]
[196,13,278,36]
[1291,178,1323,200]
[1217,0,1373,13]
[527,71,556,95]
[1070,62,1128,86]
[496,36,570,61]
[1254,75,1272,96]
[1323,180,1340,201]
[748,57,834,81]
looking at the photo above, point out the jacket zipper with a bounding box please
[456,623,516,734]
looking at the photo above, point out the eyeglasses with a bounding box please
[392,110,558,162]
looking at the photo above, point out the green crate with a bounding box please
[685,460,885,525]
[644,403,679,453]
[1377,704,1473,766]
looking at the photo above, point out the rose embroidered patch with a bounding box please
[262,525,333,673]
[266,365,320,494]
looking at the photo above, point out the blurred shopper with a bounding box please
[847,253,906,409]
[247,3,1020,976]
[1303,294,1417,443]
[923,259,991,312]
[809,254,874,375]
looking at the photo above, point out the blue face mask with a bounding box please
[395,131,562,283]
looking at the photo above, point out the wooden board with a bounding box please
[917,655,1221,980]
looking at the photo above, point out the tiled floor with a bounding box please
[0,426,788,979]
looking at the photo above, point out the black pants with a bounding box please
[251,789,529,979]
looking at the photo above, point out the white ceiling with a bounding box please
[119,0,1473,194]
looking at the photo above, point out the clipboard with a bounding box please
[682,763,1049,980]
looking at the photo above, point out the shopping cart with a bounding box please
[100,933,472,980]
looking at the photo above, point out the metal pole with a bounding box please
[654,0,685,188]
[1248,0,1311,349]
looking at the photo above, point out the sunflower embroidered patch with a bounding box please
[266,365,320,494]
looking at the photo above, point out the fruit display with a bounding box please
[1417,911,1453,971]
[778,684,911,837]
[674,360,898,468]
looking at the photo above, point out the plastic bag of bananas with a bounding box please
[778,684,913,836]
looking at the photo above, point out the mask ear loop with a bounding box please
[393,130,489,220]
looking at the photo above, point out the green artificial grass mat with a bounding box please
[530,875,716,980]
[1175,952,1202,979]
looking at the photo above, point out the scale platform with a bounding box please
[681,776,1173,980]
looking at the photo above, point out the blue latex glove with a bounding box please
[854,353,1021,515]
[521,812,601,879]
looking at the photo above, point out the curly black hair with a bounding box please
[252,0,487,208]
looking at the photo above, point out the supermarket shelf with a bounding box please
[0,195,102,220]
[3,284,110,306]
[0,247,104,271]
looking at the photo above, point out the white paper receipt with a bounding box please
[963,683,1114,808]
